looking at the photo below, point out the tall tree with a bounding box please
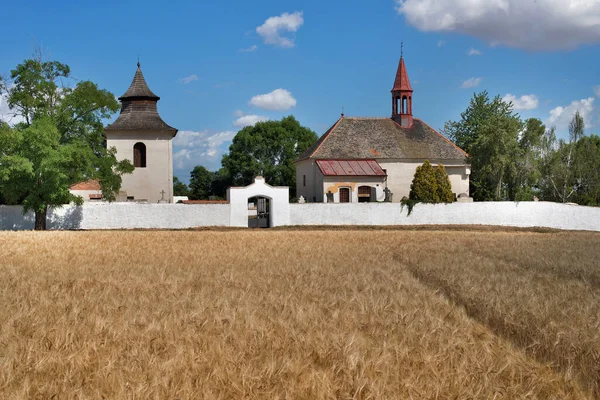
[173,176,190,197]
[506,118,546,200]
[444,91,522,200]
[188,166,215,200]
[542,111,585,203]
[221,116,317,195]
[0,55,133,229]
[0,118,132,229]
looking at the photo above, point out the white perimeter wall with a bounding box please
[2,201,600,232]
[0,203,230,230]
[289,202,600,232]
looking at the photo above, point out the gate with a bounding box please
[248,196,270,228]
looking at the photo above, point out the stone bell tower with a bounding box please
[105,62,178,203]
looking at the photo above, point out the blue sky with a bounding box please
[1,0,600,183]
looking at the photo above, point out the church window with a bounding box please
[133,142,146,168]
[402,96,407,114]
[339,187,350,203]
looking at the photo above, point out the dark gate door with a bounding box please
[248,197,270,228]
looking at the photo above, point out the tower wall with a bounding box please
[106,131,174,203]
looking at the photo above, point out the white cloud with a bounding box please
[233,114,268,128]
[172,130,236,171]
[594,85,600,97]
[178,74,199,85]
[502,94,539,110]
[249,88,296,111]
[239,45,258,53]
[460,77,482,88]
[256,11,304,48]
[396,0,600,51]
[437,40,446,47]
[468,48,482,56]
[548,97,594,131]
[0,90,25,125]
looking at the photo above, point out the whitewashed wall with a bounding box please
[2,201,600,231]
[227,177,290,227]
[289,202,600,232]
[0,203,230,230]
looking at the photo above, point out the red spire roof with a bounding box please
[392,57,413,92]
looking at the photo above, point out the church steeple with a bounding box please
[391,46,413,127]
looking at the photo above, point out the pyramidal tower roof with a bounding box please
[105,63,177,135]
[118,62,160,100]
[391,57,413,92]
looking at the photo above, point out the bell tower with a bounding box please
[391,45,413,127]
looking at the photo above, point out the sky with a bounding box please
[1,0,600,183]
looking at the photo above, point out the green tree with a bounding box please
[173,176,189,197]
[541,111,585,203]
[188,165,215,200]
[572,135,600,205]
[506,118,545,201]
[444,91,522,200]
[0,55,133,229]
[409,160,438,203]
[435,164,455,203]
[0,118,132,230]
[221,116,317,195]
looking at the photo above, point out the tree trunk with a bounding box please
[34,207,47,231]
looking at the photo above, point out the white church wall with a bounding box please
[379,159,469,201]
[106,131,174,203]
[322,177,386,203]
[0,203,230,230]
[288,201,600,232]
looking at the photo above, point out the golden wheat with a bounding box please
[0,229,597,399]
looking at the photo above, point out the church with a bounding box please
[70,63,178,203]
[295,53,470,203]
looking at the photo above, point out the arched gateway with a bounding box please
[227,177,290,228]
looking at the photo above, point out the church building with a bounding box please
[104,62,178,203]
[295,53,470,203]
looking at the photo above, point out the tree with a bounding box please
[435,164,455,203]
[0,118,132,229]
[0,55,133,229]
[409,160,453,203]
[173,176,189,197]
[188,165,215,200]
[541,111,585,203]
[221,116,317,195]
[506,118,545,201]
[444,91,522,200]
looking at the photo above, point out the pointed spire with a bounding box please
[118,63,159,100]
[392,56,413,92]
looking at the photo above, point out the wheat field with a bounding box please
[0,229,599,399]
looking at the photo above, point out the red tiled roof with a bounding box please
[69,180,101,190]
[316,159,386,176]
[392,57,413,92]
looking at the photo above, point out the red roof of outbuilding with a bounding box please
[392,57,412,92]
[316,159,387,176]
[69,179,101,190]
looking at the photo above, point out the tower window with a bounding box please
[402,96,408,114]
[133,142,146,168]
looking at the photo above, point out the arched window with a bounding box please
[402,96,408,114]
[395,96,400,114]
[133,142,146,168]
[358,186,372,203]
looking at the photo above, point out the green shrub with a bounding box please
[409,160,455,203]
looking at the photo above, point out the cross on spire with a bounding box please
[401,41,403,58]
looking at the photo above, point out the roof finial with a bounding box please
[401,41,403,58]
[341,106,344,118]
[137,55,140,69]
